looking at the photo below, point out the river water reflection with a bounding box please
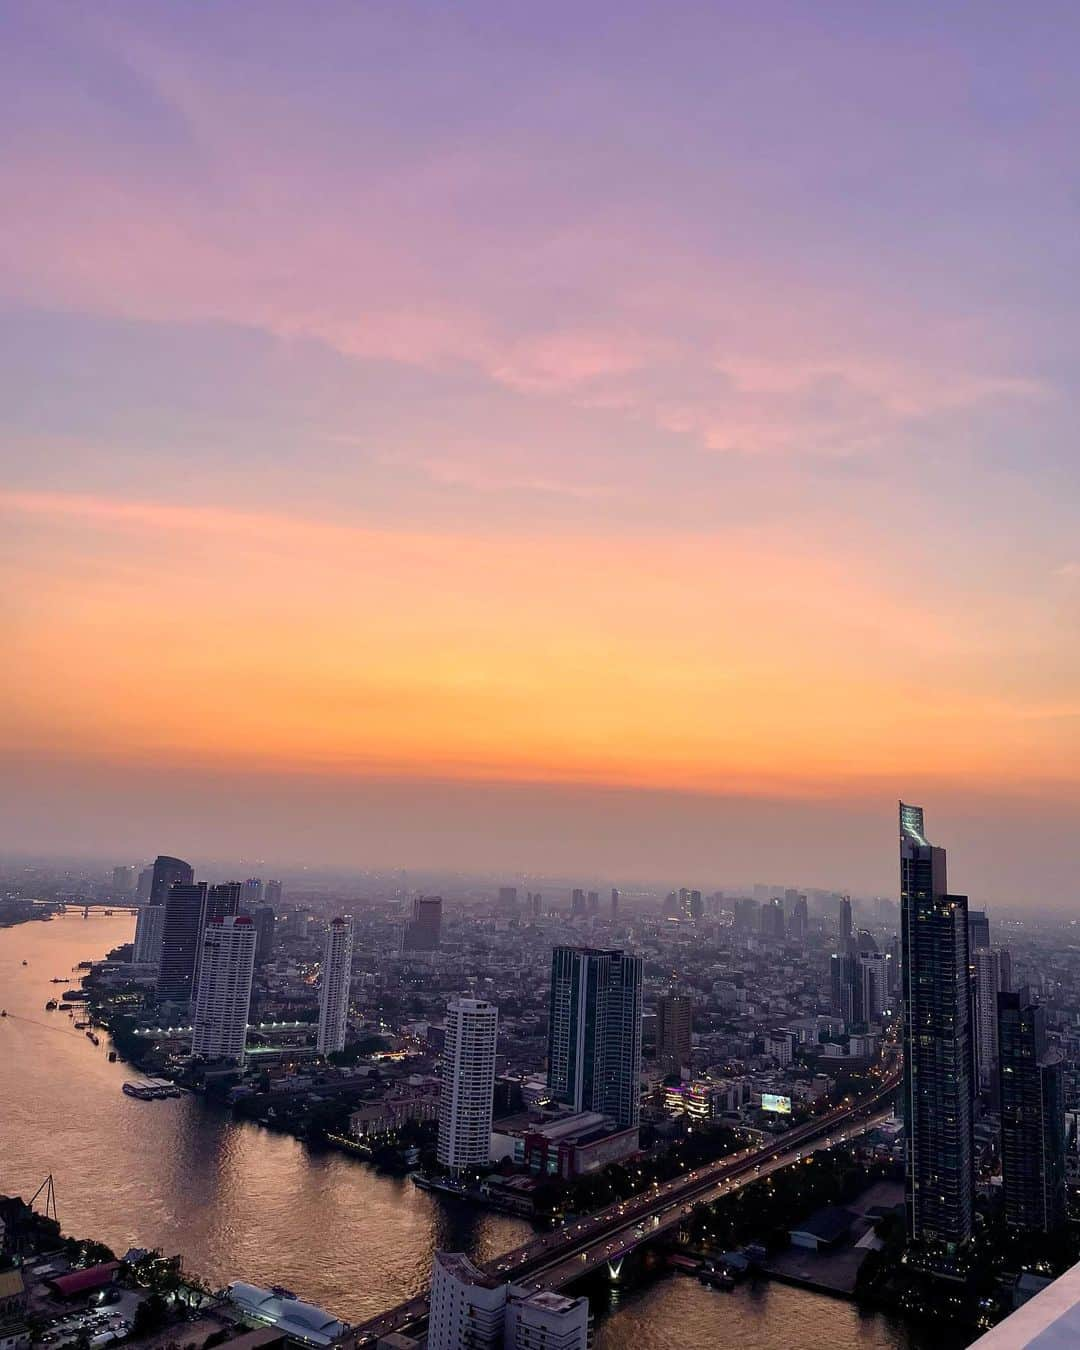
[1,914,954,1347]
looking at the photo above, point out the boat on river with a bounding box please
[123,1079,180,1100]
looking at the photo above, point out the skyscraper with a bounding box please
[973,947,1010,1090]
[787,894,809,941]
[760,897,785,940]
[547,947,643,1130]
[143,856,196,992]
[211,883,243,918]
[497,886,519,916]
[656,991,693,1077]
[437,997,498,1174]
[998,988,1066,1233]
[242,877,264,908]
[149,855,194,905]
[264,879,283,908]
[733,897,759,933]
[157,881,207,1004]
[402,895,443,952]
[610,888,619,919]
[831,950,859,1027]
[316,916,354,1057]
[132,903,166,965]
[190,915,256,1063]
[858,951,889,1024]
[900,801,975,1249]
[193,883,242,999]
[839,895,853,951]
[570,888,587,918]
[967,909,991,953]
[112,865,135,896]
[253,905,276,964]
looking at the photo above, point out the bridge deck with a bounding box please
[352,1073,900,1345]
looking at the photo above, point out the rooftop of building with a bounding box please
[227,1282,346,1345]
[513,1291,582,1312]
[0,1270,25,1301]
[433,1251,503,1291]
[971,1259,1080,1348]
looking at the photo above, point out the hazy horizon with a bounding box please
[2,763,1073,907]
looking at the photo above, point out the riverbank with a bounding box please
[0,914,532,1326]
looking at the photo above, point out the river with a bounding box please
[0,913,950,1348]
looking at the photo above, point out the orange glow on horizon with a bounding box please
[4,489,1079,802]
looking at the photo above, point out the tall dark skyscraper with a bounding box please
[157,881,208,1004]
[839,895,853,951]
[656,991,693,1077]
[206,882,243,923]
[973,946,1011,1090]
[264,879,283,908]
[401,895,443,951]
[733,897,759,932]
[253,905,276,963]
[998,988,1066,1233]
[760,897,785,940]
[787,894,808,941]
[831,950,859,1026]
[149,855,193,905]
[967,909,990,953]
[900,802,975,1250]
[193,883,242,997]
[547,946,643,1130]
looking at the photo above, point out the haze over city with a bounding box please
[5,3,1080,898]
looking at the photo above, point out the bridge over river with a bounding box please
[353,1071,901,1345]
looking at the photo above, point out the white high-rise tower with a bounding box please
[437,997,498,1174]
[190,915,257,1063]
[317,916,354,1057]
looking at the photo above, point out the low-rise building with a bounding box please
[491,1110,638,1178]
[227,1283,347,1346]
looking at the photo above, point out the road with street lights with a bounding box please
[353,1069,901,1345]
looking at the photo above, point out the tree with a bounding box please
[132,1294,169,1337]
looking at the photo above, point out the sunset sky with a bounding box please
[4,3,1080,899]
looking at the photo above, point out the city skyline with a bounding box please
[4,4,1080,901]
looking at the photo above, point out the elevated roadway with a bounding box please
[354,1071,900,1344]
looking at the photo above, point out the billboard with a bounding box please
[761,1092,792,1115]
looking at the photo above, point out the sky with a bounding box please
[3,2,1080,900]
